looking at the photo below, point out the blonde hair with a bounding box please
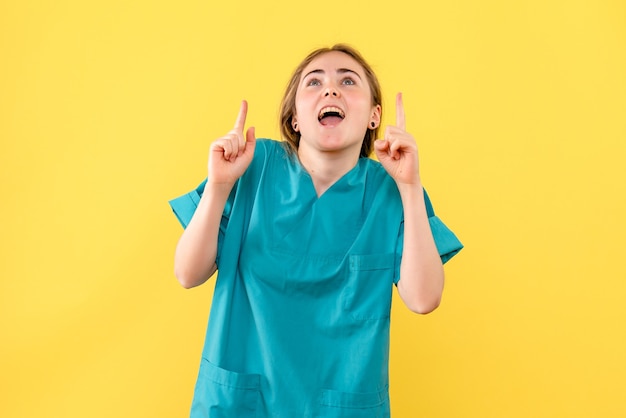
[279,44,382,158]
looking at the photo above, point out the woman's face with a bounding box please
[294,51,381,156]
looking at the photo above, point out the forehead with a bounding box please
[300,51,366,78]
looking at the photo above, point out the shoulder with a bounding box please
[242,138,289,171]
[359,157,396,187]
[360,156,384,172]
[254,138,290,157]
[239,138,294,182]
[356,157,403,211]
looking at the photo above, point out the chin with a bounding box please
[319,139,361,155]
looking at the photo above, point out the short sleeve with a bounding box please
[423,190,463,264]
[168,179,237,267]
[428,216,463,264]
[168,179,207,228]
[392,189,463,284]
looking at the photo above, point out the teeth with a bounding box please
[318,106,345,120]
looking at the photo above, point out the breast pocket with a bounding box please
[190,359,261,418]
[343,254,395,320]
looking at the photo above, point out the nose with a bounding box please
[324,86,339,97]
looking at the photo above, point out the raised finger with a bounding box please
[396,92,406,131]
[233,100,248,133]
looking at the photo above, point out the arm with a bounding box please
[374,93,443,314]
[174,101,256,288]
[174,183,234,288]
[396,183,445,314]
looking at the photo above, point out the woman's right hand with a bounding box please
[208,100,256,186]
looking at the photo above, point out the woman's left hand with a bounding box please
[374,93,421,186]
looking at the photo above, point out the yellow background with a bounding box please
[1,0,625,416]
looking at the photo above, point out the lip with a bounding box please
[317,104,346,121]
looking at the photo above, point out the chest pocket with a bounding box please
[344,254,395,320]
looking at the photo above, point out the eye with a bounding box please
[342,77,356,86]
[306,78,321,87]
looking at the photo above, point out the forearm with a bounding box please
[396,183,445,314]
[174,182,233,288]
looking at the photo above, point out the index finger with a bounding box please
[234,100,248,132]
[396,92,406,131]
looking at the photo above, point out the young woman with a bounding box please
[170,44,462,417]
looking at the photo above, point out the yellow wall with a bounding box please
[2,0,625,416]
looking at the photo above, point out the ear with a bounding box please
[292,115,299,132]
[369,104,382,129]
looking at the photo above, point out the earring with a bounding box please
[293,122,298,131]
[370,122,376,128]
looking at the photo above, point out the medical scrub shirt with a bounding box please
[170,139,463,418]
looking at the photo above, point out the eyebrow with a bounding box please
[302,68,363,81]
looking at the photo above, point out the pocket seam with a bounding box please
[201,359,261,391]
[348,254,395,271]
[319,386,389,408]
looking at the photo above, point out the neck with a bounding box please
[297,143,360,197]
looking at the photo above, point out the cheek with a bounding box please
[353,103,375,124]
[293,94,308,116]
[348,93,374,112]
[294,98,317,124]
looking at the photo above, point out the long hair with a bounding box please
[278,44,382,158]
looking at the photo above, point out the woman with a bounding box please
[170,44,462,417]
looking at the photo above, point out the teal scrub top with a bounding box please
[170,139,463,418]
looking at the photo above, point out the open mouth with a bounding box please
[318,106,345,126]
